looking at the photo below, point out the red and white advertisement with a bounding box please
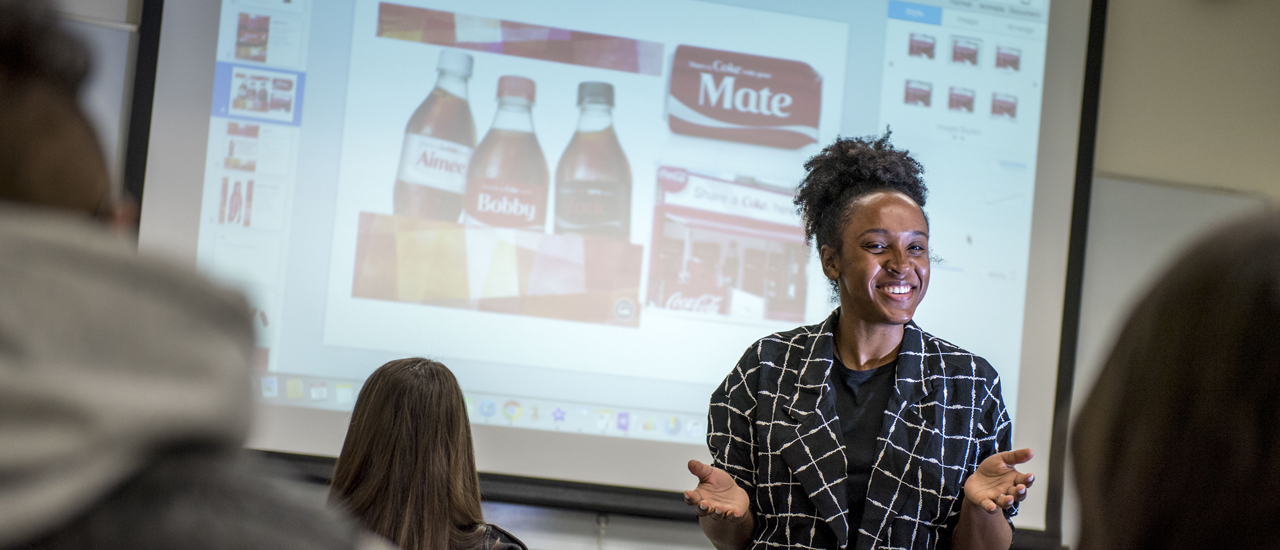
[647,167,807,323]
[666,45,822,150]
[224,122,260,171]
[214,120,295,178]
[229,67,297,122]
[221,0,308,71]
[324,0,846,383]
[218,177,286,231]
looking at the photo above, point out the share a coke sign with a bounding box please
[667,45,822,149]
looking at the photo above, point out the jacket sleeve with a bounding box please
[979,361,1019,523]
[706,343,762,493]
[938,358,1019,548]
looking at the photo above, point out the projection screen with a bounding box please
[137,0,1094,533]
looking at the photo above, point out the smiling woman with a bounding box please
[683,133,1035,550]
[824,192,931,328]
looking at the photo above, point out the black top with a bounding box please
[483,524,528,550]
[707,312,1016,549]
[831,354,898,528]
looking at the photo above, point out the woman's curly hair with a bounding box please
[795,131,927,254]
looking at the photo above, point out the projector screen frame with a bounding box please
[122,0,1112,546]
[122,0,162,212]
[253,449,695,521]
[1021,0,1109,548]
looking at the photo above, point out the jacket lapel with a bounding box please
[776,310,851,546]
[854,322,938,549]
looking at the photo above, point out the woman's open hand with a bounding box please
[684,459,750,521]
[963,448,1036,513]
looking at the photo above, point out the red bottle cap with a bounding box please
[497,76,536,102]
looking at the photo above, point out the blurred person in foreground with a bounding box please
[0,1,389,548]
[1073,213,1280,550]
[330,358,527,550]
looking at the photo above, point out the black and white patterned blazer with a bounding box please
[707,309,1015,550]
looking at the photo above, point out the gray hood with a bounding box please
[0,205,255,546]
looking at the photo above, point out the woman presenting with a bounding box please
[685,134,1034,550]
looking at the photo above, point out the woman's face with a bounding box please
[820,191,930,326]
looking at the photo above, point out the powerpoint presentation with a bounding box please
[193,0,1050,445]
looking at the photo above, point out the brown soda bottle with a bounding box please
[464,76,548,230]
[554,82,632,240]
[392,50,476,222]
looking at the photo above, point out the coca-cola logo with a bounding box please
[559,195,607,215]
[656,166,689,193]
[667,45,821,150]
[664,292,723,314]
[705,60,747,75]
[477,193,538,222]
[416,150,466,174]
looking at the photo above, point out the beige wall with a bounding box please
[1063,1,1278,547]
[1093,0,1280,199]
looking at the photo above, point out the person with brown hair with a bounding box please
[0,0,132,227]
[330,358,526,550]
[1072,213,1280,550]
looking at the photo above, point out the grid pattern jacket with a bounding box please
[707,310,1015,550]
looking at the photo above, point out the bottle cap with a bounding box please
[437,50,473,77]
[497,76,536,102]
[577,82,614,107]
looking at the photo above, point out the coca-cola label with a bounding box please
[397,134,472,194]
[656,166,689,193]
[663,291,724,314]
[667,45,821,149]
[465,177,547,228]
[554,184,626,239]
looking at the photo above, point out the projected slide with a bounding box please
[191,0,1051,446]
[322,0,845,400]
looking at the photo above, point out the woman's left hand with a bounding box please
[963,448,1035,513]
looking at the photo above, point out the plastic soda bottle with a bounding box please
[392,49,476,222]
[554,82,632,240]
[464,76,549,230]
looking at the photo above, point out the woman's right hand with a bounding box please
[684,459,751,521]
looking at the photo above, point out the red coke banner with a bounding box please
[666,45,822,149]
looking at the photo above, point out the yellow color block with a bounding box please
[482,239,521,299]
[395,227,469,301]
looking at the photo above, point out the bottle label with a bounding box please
[555,185,626,237]
[396,134,472,194]
[465,177,547,229]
